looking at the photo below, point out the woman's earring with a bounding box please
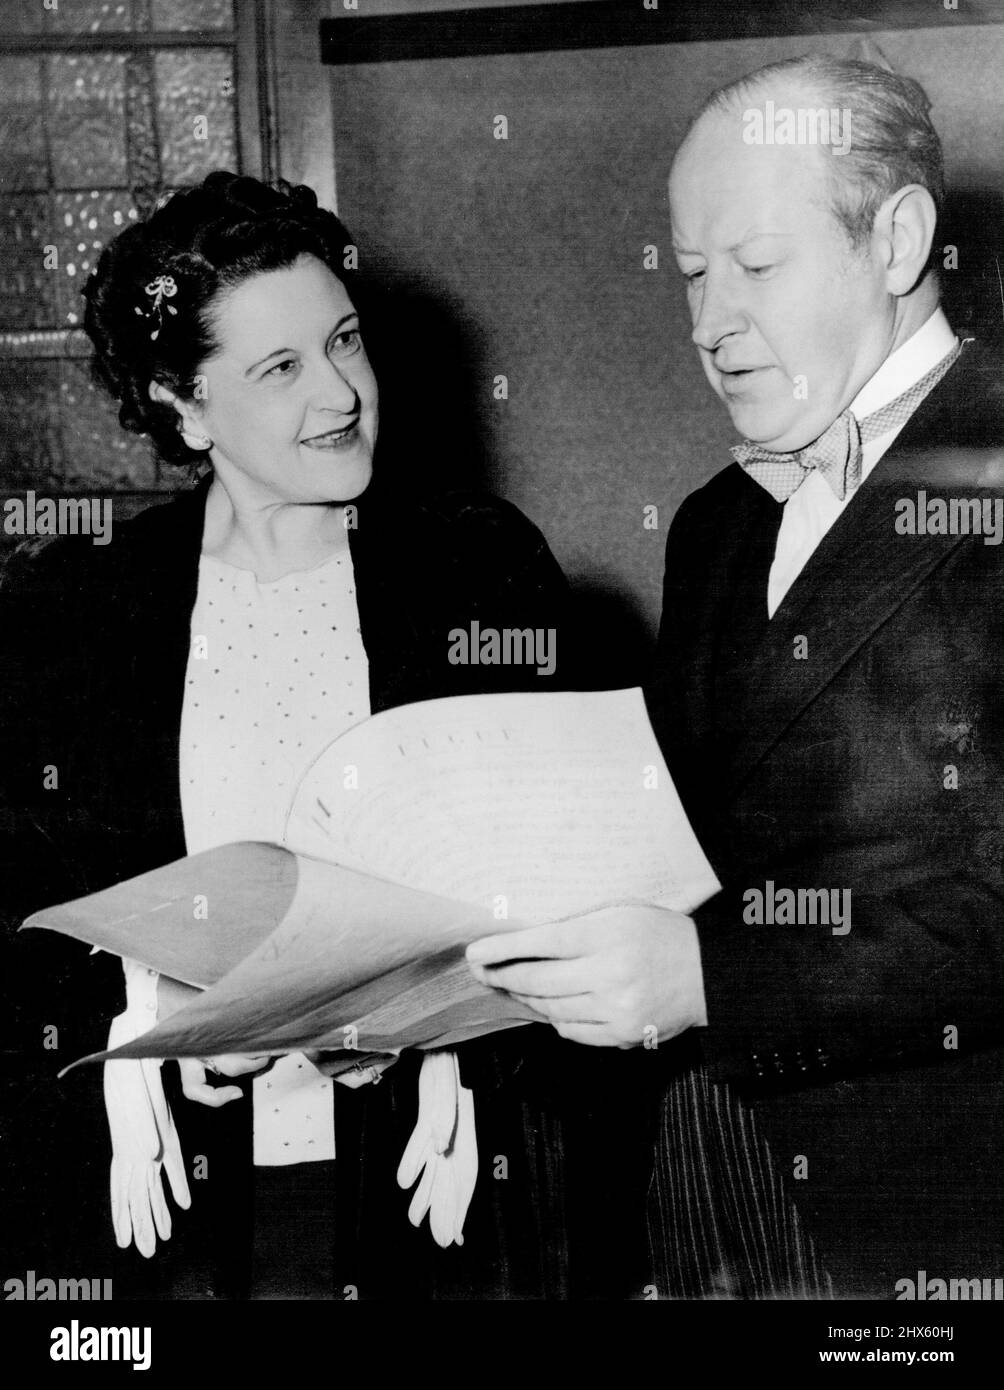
[181,430,212,451]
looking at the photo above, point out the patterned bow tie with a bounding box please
[731,342,962,504]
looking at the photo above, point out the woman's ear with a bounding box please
[148,378,181,412]
[148,379,213,452]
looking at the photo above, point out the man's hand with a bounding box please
[307,1050,402,1088]
[178,1054,271,1107]
[466,903,707,1048]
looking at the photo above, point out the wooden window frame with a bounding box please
[0,1,277,363]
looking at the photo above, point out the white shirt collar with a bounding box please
[849,306,957,422]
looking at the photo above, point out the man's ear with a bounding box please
[875,183,937,297]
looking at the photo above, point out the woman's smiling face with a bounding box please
[191,253,378,504]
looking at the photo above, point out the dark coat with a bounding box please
[645,334,1004,1298]
[0,474,634,1300]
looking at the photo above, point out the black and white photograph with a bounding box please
[1,0,1002,1368]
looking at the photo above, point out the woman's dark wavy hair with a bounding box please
[83,171,358,467]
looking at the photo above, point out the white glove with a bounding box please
[103,963,191,1258]
[396,1050,478,1248]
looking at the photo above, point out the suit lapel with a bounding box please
[724,342,999,797]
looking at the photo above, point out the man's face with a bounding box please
[669,104,895,452]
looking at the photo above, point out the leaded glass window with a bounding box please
[0,1,242,503]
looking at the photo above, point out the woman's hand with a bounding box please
[178,1054,271,1107]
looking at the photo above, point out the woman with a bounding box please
[0,172,627,1301]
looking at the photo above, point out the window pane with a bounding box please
[53,190,139,326]
[48,0,136,32]
[151,0,234,31]
[60,358,160,491]
[49,54,128,188]
[0,357,160,493]
[0,58,47,192]
[0,0,43,32]
[0,195,58,329]
[0,359,63,491]
[155,49,236,186]
[0,2,238,504]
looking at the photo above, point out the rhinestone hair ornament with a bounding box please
[134,274,178,341]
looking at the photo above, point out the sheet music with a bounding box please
[284,686,719,923]
[35,687,718,1069]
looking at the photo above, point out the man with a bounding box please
[468,55,1004,1298]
